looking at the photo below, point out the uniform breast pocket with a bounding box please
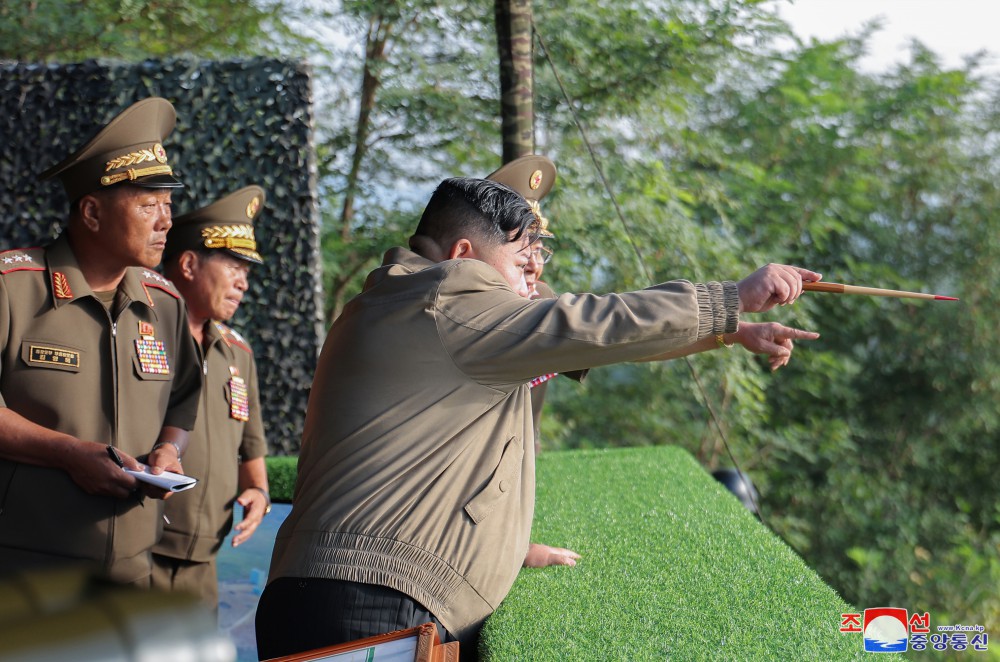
[224,377,250,421]
[131,338,172,381]
[20,341,83,373]
[464,436,524,525]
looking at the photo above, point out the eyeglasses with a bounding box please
[529,245,554,265]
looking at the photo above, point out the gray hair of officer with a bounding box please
[409,177,540,254]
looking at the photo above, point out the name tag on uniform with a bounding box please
[27,344,81,369]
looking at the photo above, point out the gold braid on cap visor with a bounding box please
[201,225,258,252]
[528,200,551,236]
[100,165,174,187]
[100,144,172,186]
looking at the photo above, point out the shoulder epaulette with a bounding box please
[216,322,253,353]
[0,247,45,275]
[137,268,181,299]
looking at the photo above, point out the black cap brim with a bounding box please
[134,174,184,189]
[224,248,264,265]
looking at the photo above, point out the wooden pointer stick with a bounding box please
[803,281,958,301]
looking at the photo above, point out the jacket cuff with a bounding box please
[696,281,741,337]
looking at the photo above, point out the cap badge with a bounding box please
[99,143,173,187]
[153,143,168,163]
[246,196,261,219]
[529,169,543,190]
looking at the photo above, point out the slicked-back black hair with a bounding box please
[410,177,539,250]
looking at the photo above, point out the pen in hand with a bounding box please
[106,445,125,469]
[107,445,150,509]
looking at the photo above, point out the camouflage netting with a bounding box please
[0,57,322,455]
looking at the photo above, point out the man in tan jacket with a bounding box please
[256,177,820,660]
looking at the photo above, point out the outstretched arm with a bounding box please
[636,322,819,370]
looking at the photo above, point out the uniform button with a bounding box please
[499,480,510,492]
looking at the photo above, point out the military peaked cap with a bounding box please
[38,97,183,203]
[486,155,557,238]
[166,186,266,265]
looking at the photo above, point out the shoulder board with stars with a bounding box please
[137,269,181,299]
[0,248,45,275]
[216,322,253,353]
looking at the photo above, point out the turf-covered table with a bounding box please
[479,445,897,660]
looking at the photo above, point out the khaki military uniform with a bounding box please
[0,234,201,583]
[486,156,570,450]
[153,321,266,603]
[527,281,587,449]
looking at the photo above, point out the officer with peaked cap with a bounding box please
[37,96,183,202]
[0,97,203,585]
[154,186,271,610]
[486,155,584,437]
[486,155,556,299]
[487,155,584,570]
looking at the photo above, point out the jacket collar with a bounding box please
[382,246,436,271]
[47,233,154,313]
[204,321,236,360]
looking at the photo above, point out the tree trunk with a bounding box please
[495,0,534,162]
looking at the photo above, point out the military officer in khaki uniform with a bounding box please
[487,156,584,570]
[0,97,203,584]
[487,156,568,443]
[153,186,270,608]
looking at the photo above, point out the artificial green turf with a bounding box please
[479,446,900,661]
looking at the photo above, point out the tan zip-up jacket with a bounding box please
[268,248,739,640]
[0,234,202,583]
[156,321,267,562]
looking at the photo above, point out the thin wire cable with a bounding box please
[532,21,767,525]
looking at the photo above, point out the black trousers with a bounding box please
[254,577,475,661]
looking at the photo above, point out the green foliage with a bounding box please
[682,37,1000,640]
[265,455,299,503]
[0,58,321,455]
[311,0,502,317]
[522,6,1000,643]
[481,446,888,660]
[0,0,308,62]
